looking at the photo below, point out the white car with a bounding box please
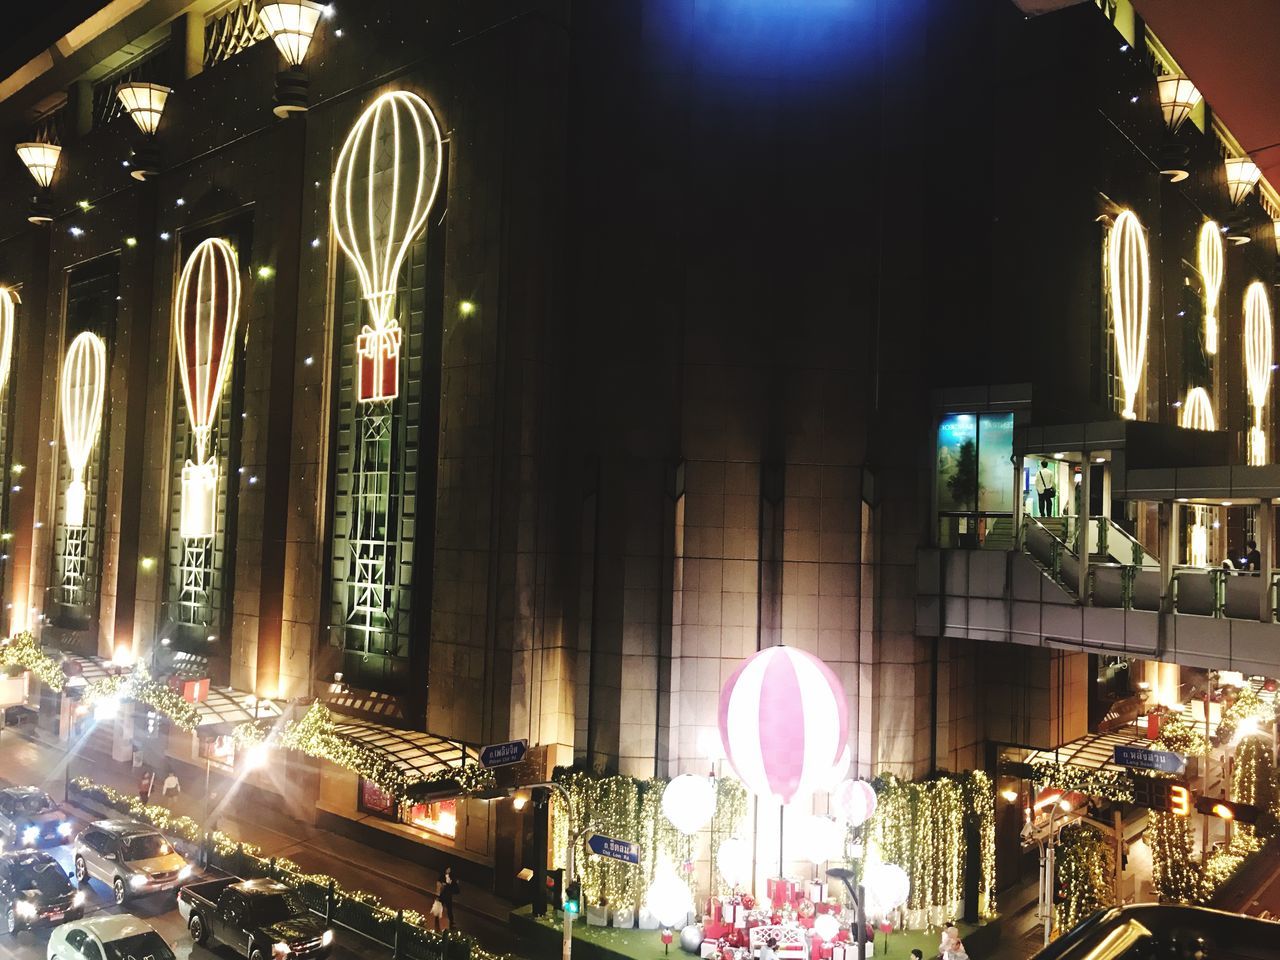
[47,915,175,960]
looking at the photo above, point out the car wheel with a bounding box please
[74,856,88,883]
[249,948,265,960]
[113,878,127,906]
[189,914,207,945]
[6,906,17,935]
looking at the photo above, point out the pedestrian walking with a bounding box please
[431,865,459,930]
[1034,460,1056,517]
[162,770,181,798]
[138,768,154,805]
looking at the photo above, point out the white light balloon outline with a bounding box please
[1108,210,1150,420]
[1245,280,1273,465]
[330,90,443,403]
[1198,221,1223,355]
[1180,386,1216,566]
[175,238,242,539]
[0,289,16,400]
[833,778,877,828]
[661,774,716,836]
[59,332,107,527]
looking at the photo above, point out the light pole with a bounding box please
[825,868,868,960]
[520,781,593,960]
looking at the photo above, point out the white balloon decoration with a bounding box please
[813,914,840,943]
[662,774,716,835]
[789,812,845,865]
[647,873,694,929]
[833,779,877,827]
[863,862,910,916]
[716,837,752,889]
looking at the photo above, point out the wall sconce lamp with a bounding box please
[1156,74,1202,182]
[1225,157,1262,206]
[15,141,61,223]
[1272,219,1280,257]
[115,82,172,180]
[258,1,326,117]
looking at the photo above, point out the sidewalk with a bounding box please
[0,723,522,956]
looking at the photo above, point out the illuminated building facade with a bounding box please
[0,0,1274,907]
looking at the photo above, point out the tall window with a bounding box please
[52,261,118,629]
[161,227,249,649]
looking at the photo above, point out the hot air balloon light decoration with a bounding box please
[330,90,443,403]
[1198,221,1223,355]
[1180,387,1216,567]
[0,289,16,401]
[1245,281,1273,465]
[175,238,242,539]
[59,332,107,527]
[1108,210,1149,421]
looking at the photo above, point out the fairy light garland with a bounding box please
[1108,210,1150,421]
[1053,823,1113,933]
[1244,281,1273,464]
[59,332,107,526]
[1198,221,1223,355]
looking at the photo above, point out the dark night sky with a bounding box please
[1135,0,1280,184]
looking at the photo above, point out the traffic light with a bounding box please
[1195,796,1261,824]
[1169,784,1192,817]
[546,867,563,908]
[1131,778,1192,814]
[564,880,581,915]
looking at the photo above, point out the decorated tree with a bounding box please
[1231,734,1276,843]
[1054,823,1114,933]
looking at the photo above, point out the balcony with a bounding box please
[917,515,1280,675]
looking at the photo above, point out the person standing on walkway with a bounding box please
[1034,460,1056,517]
[138,768,154,805]
[433,865,459,930]
[162,770,181,798]
[1246,539,1262,573]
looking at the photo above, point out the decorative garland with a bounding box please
[0,632,67,689]
[1027,760,1134,803]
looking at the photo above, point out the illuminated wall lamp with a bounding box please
[15,141,61,223]
[1225,157,1262,206]
[258,1,326,117]
[1273,219,1280,257]
[1156,74,1201,181]
[115,82,172,180]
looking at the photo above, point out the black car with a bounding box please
[0,788,73,849]
[0,850,85,934]
[180,877,333,960]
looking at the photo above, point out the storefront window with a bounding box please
[937,412,1015,546]
[198,733,237,770]
[408,799,457,838]
[358,778,396,817]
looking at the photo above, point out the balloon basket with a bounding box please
[180,460,218,539]
[65,480,86,528]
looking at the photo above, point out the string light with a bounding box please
[59,332,107,527]
[1198,221,1222,355]
[330,90,443,403]
[1245,281,1272,465]
[0,290,15,403]
[1179,387,1214,431]
[175,238,241,538]
[1108,210,1149,420]
[1054,823,1113,933]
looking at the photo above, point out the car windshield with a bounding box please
[250,892,308,926]
[12,794,54,816]
[105,932,175,960]
[11,856,70,896]
[122,835,171,861]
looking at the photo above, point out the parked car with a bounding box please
[47,915,175,960]
[179,877,334,960]
[72,820,192,906]
[0,850,85,934]
[0,787,73,850]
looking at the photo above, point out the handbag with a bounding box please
[431,900,444,919]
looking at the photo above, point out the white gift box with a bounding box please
[586,903,608,926]
[700,944,720,959]
[808,881,828,903]
[613,906,634,929]
[638,908,661,930]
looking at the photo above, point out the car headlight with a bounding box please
[321,930,334,947]
[72,891,86,908]
[14,900,36,919]
[57,822,73,838]
[21,826,38,845]
[178,865,193,880]
[129,875,148,888]
[273,943,291,956]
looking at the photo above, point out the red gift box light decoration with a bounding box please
[356,324,401,403]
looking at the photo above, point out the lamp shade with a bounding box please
[1156,74,1202,132]
[59,332,107,527]
[1274,219,1280,256]
[662,774,716,835]
[15,142,61,188]
[258,0,326,67]
[115,82,172,136]
[1107,210,1149,420]
[1225,157,1262,205]
[717,645,848,805]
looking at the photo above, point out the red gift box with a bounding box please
[166,676,209,703]
[356,324,402,402]
[703,921,730,941]
[766,877,801,908]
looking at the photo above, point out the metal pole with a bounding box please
[855,884,867,960]
[778,805,784,878]
[1044,841,1054,947]
[1203,690,1211,866]
[563,838,574,960]
[1113,809,1123,905]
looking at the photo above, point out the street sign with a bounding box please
[1114,745,1186,775]
[587,833,641,865]
[480,739,528,768]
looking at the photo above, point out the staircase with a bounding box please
[984,516,1017,550]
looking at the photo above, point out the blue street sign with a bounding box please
[587,833,641,865]
[480,739,528,768]
[1114,745,1186,775]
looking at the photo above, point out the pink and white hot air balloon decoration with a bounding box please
[718,645,849,805]
[833,778,877,828]
[175,237,241,539]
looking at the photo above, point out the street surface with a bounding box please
[0,727,522,960]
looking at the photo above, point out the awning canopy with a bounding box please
[193,688,282,729]
[330,716,481,798]
[1026,726,1150,774]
